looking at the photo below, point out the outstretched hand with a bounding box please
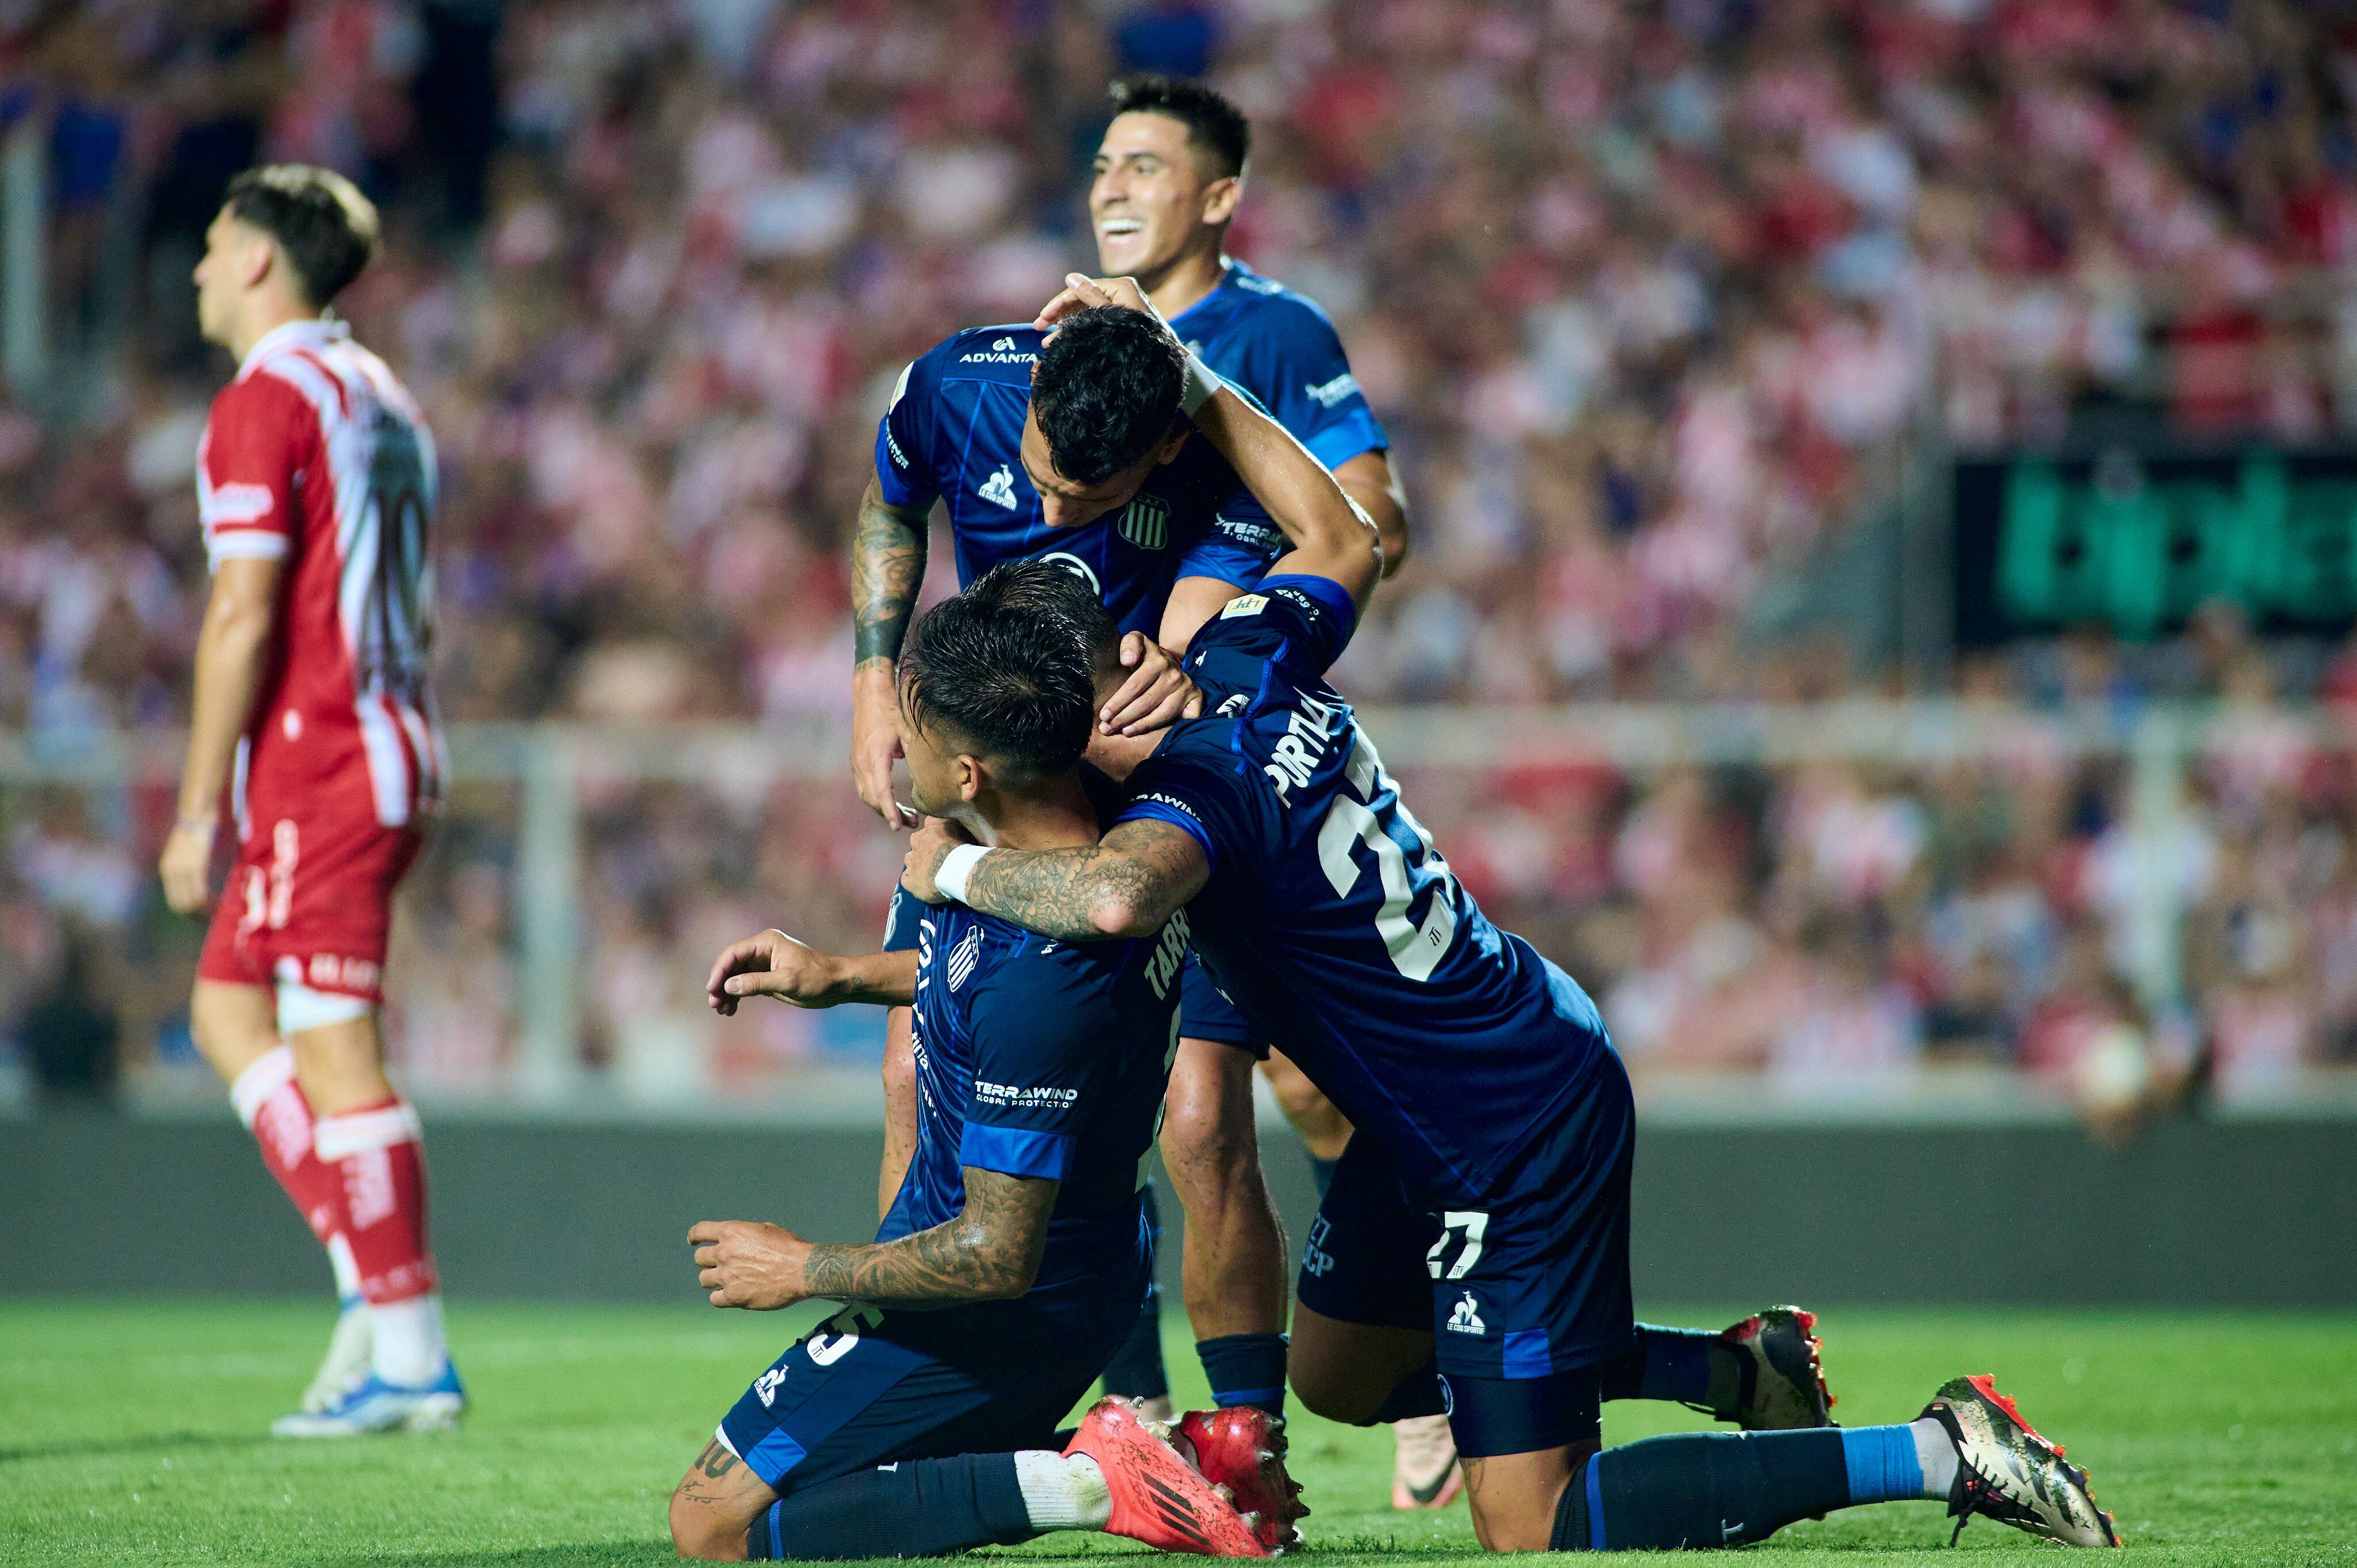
[705,929,841,1015]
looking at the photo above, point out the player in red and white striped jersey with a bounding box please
[158,165,462,1437]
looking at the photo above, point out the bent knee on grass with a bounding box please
[1463,1446,1588,1553]
[670,1439,772,1561]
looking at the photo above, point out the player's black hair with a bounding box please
[1031,306,1184,487]
[980,556,1123,680]
[1108,75,1252,181]
[900,561,1101,780]
[223,165,380,307]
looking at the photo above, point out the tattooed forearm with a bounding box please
[960,819,1210,941]
[851,478,929,667]
[800,1168,1055,1307]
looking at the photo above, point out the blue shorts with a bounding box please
[886,886,1262,1053]
[716,1265,1147,1492]
[1295,1050,1637,1452]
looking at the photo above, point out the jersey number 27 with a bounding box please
[1315,734,1459,981]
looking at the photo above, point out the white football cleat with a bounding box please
[298,1299,372,1414]
[1920,1375,2119,1547]
[273,1362,466,1438]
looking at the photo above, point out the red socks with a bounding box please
[312,1097,439,1305]
[229,1047,355,1292]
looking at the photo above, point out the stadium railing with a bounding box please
[1,701,2352,1122]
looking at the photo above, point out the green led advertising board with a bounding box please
[1952,449,2357,644]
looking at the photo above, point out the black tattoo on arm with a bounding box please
[695,1439,738,1479]
[960,819,1211,941]
[799,1167,1057,1307]
[852,477,930,667]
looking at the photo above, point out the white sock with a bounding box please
[1912,1417,1961,1499]
[1013,1450,1111,1531]
[370,1293,447,1386]
[327,1234,363,1304]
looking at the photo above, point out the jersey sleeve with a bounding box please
[873,346,945,510]
[1172,466,1286,589]
[1183,574,1359,686]
[959,952,1125,1181]
[1254,304,1389,471]
[1111,744,1260,878]
[880,887,925,953]
[196,376,310,569]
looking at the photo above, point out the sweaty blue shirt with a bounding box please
[885,890,1189,1287]
[1111,577,1613,1207]
[875,324,1284,638]
[1169,260,1389,474]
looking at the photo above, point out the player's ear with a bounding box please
[1155,422,1189,463]
[954,754,985,803]
[1200,175,1241,227]
[242,232,277,293]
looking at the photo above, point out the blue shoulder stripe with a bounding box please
[959,1123,1075,1180]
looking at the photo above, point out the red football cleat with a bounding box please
[1176,1406,1308,1550]
[1065,1398,1270,1557]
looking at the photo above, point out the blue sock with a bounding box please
[747,1453,1033,1559]
[1196,1332,1287,1418]
[1838,1424,1925,1504]
[1551,1429,1851,1550]
[1597,1325,1719,1409]
[1309,1155,1339,1197]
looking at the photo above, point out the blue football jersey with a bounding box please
[874,325,1284,639]
[886,894,1189,1286]
[1111,576,1613,1207]
[1169,260,1389,472]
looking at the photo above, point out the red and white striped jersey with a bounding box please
[197,318,442,829]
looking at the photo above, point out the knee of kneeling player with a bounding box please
[1470,1501,1558,1554]
[669,1485,750,1562]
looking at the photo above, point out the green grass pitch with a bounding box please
[3,1300,2349,1565]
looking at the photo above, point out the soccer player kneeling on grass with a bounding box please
[670,565,1305,1562]
[899,279,2123,1553]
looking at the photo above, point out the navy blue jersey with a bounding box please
[1111,576,1612,1207]
[875,325,1283,638]
[886,894,1189,1287]
[1169,261,1389,472]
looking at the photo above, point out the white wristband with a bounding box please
[1180,350,1225,416]
[935,844,989,903]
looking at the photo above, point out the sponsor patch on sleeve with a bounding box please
[1221,594,1268,619]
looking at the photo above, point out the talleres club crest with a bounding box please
[1118,493,1170,550]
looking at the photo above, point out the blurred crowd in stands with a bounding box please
[3,0,2357,1112]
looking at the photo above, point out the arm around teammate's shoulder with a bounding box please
[1033,274,1381,613]
[1184,379,1382,613]
[901,815,1210,943]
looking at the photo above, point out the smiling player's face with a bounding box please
[1090,112,1230,283]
